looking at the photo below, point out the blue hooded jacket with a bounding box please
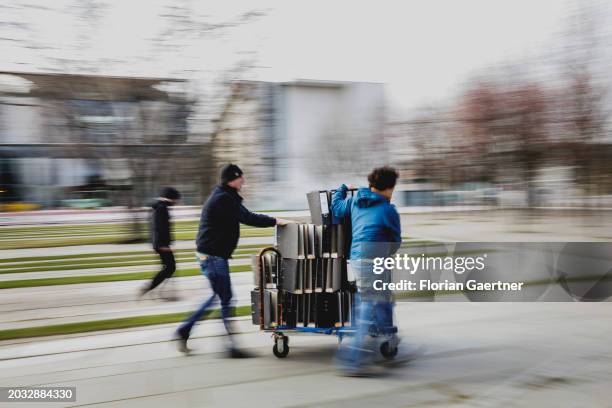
[331,184,402,259]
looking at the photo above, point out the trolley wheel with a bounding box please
[273,336,289,358]
[380,341,398,360]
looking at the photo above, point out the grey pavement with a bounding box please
[0,235,263,331]
[403,209,612,242]
[2,210,612,406]
[0,205,528,227]
[0,236,274,259]
[0,273,255,330]
[0,303,610,407]
[0,257,250,281]
[0,207,311,226]
[3,210,612,335]
[3,209,612,260]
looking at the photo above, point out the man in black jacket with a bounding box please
[142,187,181,298]
[176,164,292,357]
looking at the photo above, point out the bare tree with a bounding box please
[556,1,610,197]
[2,1,266,240]
[456,80,505,185]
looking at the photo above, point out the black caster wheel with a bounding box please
[273,336,289,358]
[380,341,398,360]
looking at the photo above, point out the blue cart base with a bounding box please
[266,325,399,359]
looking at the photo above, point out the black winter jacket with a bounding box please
[196,184,276,258]
[151,200,172,249]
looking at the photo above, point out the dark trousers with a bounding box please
[149,249,176,291]
[179,255,234,339]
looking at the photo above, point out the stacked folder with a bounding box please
[251,190,356,330]
[276,223,347,259]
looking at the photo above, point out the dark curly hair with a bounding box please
[367,166,399,191]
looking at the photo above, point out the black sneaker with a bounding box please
[227,348,254,359]
[175,328,191,354]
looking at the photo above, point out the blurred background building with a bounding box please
[0,73,386,210]
[213,80,385,208]
[0,1,611,211]
[0,71,207,209]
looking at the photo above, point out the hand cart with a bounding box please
[253,246,399,359]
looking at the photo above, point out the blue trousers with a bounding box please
[338,261,395,372]
[179,255,234,338]
[340,294,395,371]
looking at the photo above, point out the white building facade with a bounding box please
[214,80,387,209]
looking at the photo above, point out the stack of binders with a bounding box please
[252,189,356,330]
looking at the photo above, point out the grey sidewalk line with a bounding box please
[0,291,255,330]
[0,316,258,360]
[0,297,252,331]
[0,236,274,258]
[0,275,255,313]
[0,255,202,270]
[0,247,262,266]
[0,274,255,330]
[0,258,251,281]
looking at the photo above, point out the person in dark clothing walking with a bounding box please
[176,164,292,357]
[142,187,181,299]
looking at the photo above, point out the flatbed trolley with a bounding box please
[254,247,399,359]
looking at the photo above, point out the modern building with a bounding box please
[0,71,197,208]
[213,80,386,209]
[1,75,387,210]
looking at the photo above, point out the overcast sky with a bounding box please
[255,1,571,111]
[0,0,577,114]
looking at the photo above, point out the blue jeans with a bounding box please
[338,260,395,372]
[178,255,234,338]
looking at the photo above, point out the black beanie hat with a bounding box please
[159,187,181,200]
[220,164,243,184]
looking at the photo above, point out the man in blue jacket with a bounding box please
[176,164,292,357]
[331,166,402,375]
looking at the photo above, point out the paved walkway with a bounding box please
[3,210,612,336]
[0,273,255,331]
[0,258,251,281]
[401,209,612,242]
[1,210,612,406]
[0,236,273,259]
[1,303,610,407]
